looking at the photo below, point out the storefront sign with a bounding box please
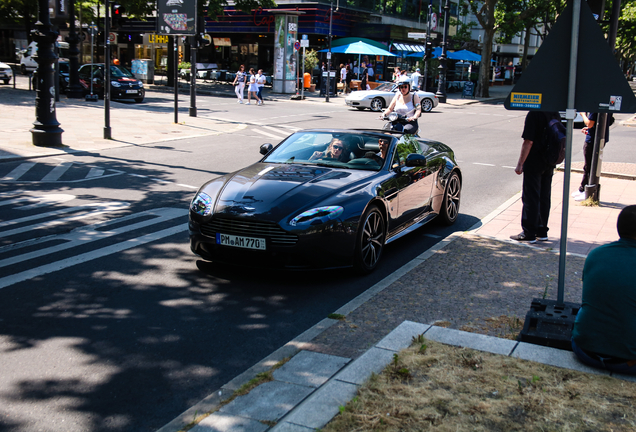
[213,37,231,46]
[149,34,169,44]
[253,7,275,32]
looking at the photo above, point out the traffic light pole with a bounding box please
[104,0,112,139]
[423,2,432,91]
[435,0,450,103]
[174,40,178,123]
[189,36,197,117]
[325,0,332,103]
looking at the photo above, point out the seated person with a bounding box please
[309,138,348,162]
[364,136,391,165]
[571,205,636,375]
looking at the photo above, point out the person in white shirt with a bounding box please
[340,64,347,94]
[246,68,262,106]
[256,69,266,105]
[232,65,246,103]
[411,68,422,90]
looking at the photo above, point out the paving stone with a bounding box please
[269,421,315,432]
[273,350,350,388]
[219,381,313,422]
[511,342,610,376]
[189,413,268,432]
[282,379,359,430]
[424,325,518,356]
[334,347,395,385]
[375,320,431,352]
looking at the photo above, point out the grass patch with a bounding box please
[459,315,525,341]
[328,313,347,321]
[323,340,636,432]
[579,197,600,206]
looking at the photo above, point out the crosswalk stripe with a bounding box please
[0,224,187,290]
[41,162,73,182]
[2,163,36,181]
[278,125,302,131]
[0,208,186,269]
[261,126,291,137]
[252,129,286,139]
[86,168,105,178]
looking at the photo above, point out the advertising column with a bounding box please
[273,14,298,94]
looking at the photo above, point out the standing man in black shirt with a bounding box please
[511,111,560,243]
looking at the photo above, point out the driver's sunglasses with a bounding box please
[379,140,389,145]
[332,145,344,150]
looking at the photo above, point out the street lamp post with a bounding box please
[30,0,64,146]
[435,0,450,103]
[325,0,333,102]
[423,1,432,91]
[104,0,112,139]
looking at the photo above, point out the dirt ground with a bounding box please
[323,338,636,432]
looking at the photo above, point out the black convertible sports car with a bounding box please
[189,129,461,272]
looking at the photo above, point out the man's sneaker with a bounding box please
[510,232,537,243]
[536,235,549,242]
[573,191,586,201]
[245,102,251,105]
[238,100,243,104]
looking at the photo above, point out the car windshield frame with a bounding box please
[110,65,135,78]
[263,131,397,171]
[374,82,395,92]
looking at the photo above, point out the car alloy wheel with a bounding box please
[439,172,461,225]
[422,98,434,112]
[370,97,384,112]
[354,205,385,273]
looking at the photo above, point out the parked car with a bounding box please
[189,129,461,272]
[78,63,145,102]
[58,60,70,92]
[0,62,13,84]
[19,42,38,74]
[345,82,439,113]
[559,111,584,128]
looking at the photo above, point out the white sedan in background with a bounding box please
[345,82,439,113]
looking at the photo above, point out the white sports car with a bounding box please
[345,82,439,113]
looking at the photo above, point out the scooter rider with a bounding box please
[380,76,421,134]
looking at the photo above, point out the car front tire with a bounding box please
[422,98,434,112]
[438,172,461,225]
[354,205,386,273]
[370,97,384,112]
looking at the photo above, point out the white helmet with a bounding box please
[398,75,411,90]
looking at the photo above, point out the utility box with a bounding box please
[131,59,154,84]
[320,71,337,97]
[518,298,581,350]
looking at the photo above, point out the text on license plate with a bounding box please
[216,233,266,250]
[126,89,137,94]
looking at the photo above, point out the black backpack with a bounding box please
[542,113,567,166]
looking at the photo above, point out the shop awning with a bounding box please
[391,43,427,53]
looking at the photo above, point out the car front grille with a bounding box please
[200,218,298,246]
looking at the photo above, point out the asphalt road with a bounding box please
[1,91,634,432]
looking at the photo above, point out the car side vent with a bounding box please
[201,218,299,246]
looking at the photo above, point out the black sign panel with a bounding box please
[157,0,196,36]
[49,0,68,20]
[504,0,636,114]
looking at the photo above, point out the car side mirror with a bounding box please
[260,143,273,155]
[405,153,427,167]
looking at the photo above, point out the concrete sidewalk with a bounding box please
[160,171,636,432]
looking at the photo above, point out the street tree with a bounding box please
[0,0,39,43]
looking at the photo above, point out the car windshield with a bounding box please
[263,131,393,171]
[375,82,395,92]
[110,65,134,78]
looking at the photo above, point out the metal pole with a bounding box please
[301,47,305,100]
[30,0,63,146]
[66,0,83,98]
[189,36,197,117]
[326,0,332,102]
[557,0,582,305]
[424,1,431,91]
[435,0,450,103]
[104,0,111,139]
[586,0,621,202]
[174,39,178,123]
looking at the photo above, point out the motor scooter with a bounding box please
[379,112,419,136]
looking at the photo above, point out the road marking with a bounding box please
[261,126,291,137]
[0,194,76,209]
[278,125,302,131]
[0,202,130,237]
[41,162,73,182]
[473,162,496,166]
[86,168,105,178]
[177,184,198,189]
[252,129,286,140]
[0,223,187,290]
[502,166,516,169]
[0,208,186,270]
[2,163,36,181]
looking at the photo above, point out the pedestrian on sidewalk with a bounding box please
[572,112,614,201]
[246,68,262,106]
[571,205,636,375]
[340,63,346,95]
[344,64,352,94]
[233,65,246,104]
[256,69,266,105]
[360,62,369,91]
[510,111,560,243]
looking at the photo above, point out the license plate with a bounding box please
[126,89,137,94]
[216,233,266,250]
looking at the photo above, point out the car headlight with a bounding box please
[191,192,213,216]
[290,206,344,227]
[111,81,121,87]
[388,112,398,122]
[137,81,144,87]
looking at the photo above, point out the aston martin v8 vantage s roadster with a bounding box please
[189,129,461,272]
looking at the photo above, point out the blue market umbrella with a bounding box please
[406,47,443,58]
[450,49,482,62]
[318,41,396,57]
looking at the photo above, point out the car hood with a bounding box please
[346,90,389,100]
[0,62,11,69]
[208,163,373,221]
